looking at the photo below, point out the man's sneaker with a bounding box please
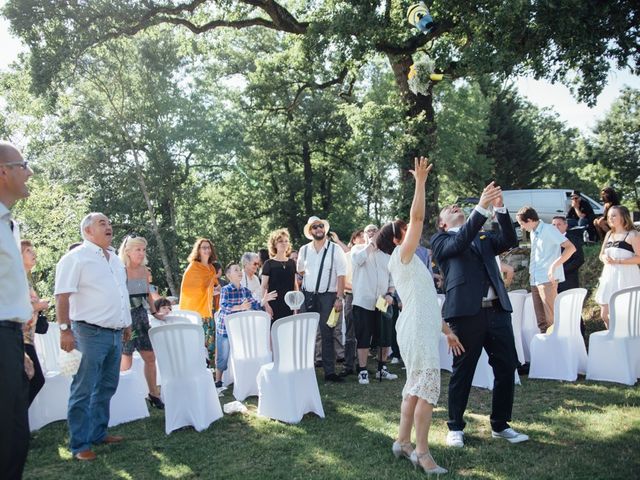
[358,370,369,384]
[375,366,398,380]
[446,430,464,448]
[491,427,529,444]
[390,357,400,365]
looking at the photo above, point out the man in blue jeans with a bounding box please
[55,213,132,461]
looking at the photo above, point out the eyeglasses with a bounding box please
[570,196,579,200]
[311,224,324,230]
[252,262,260,266]
[1,160,29,170]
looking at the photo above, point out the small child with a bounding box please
[215,263,276,388]
[153,297,173,321]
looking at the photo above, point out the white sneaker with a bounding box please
[491,427,529,444]
[446,430,464,448]
[390,357,400,365]
[358,370,369,384]
[375,366,398,380]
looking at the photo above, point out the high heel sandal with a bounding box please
[147,394,165,410]
[409,450,448,475]
[392,441,414,460]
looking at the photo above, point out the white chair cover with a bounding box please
[167,309,202,325]
[508,291,527,365]
[109,365,150,427]
[257,313,324,423]
[586,286,640,385]
[149,323,223,434]
[30,324,72,431]
[471,349,521,390]
[529,288,587,381]
[225,311,272,401]
[521,293,538,362]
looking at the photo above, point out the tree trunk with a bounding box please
[302,141,313,216]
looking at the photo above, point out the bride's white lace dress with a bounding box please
[389,247,441,405]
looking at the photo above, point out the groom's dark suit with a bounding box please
[431,208,519,432]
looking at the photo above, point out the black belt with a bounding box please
[0,320,23,330]
[74,320,123,332]
[481,299,499,309]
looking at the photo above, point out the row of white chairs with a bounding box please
[436,286,640,387]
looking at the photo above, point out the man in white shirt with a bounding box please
[351,224,397,384]
[0,142,34,479]
[297,216,347,382]
[55,213,132,461]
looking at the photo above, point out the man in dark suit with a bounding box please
[551,216,585,293]
[431,182,528,448]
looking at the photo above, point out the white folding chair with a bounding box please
[471,350,521,390]
[436,295,453,371]
[586,286,640,385]
[529,288,587,381]
[508,291,527,365]
[257,313,324,423]
[149,323,223,434]
[521,293,538,363]
[30,324,72,431]
[225,311,272,401]
[167,309,202,325]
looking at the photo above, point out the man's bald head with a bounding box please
[0,142,22,164]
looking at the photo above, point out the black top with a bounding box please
[262,258,297,321]
[605,233,634,253]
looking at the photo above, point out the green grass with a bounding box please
[24,362,640,480]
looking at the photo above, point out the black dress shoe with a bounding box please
[147,394,165,410]
[338,369,355,377]
[324,373,344,383]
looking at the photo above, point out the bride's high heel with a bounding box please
[409,450,448,475]
[392,441,414,460]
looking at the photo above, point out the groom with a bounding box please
[431,182,528,447]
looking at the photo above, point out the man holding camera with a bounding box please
[297,216,347,382]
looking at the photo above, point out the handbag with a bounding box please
[35,311,49,334]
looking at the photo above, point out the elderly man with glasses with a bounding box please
[297,216,347,382]
[0,142,34,479]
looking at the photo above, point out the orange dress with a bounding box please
[179,262,218,319]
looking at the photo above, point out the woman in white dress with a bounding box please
[594,205,640,328]
[377,157,463,475]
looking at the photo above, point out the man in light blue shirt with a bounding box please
[517,206,576,333]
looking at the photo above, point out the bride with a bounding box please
[376,157,463,475]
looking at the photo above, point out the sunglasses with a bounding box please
[252,262,260,266]
[311,224,325,230]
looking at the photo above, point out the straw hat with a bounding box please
[303,216,330,240]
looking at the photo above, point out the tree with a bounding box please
[590,87,640,210]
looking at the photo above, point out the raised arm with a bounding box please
[399,157,432,264]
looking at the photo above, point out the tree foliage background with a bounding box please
[1,0,638,296]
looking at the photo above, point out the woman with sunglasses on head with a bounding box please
[594,187,621,241]
[261,229,298,322]
[179,238,219,365]
[594,205,640,328]
[118,235,164,409]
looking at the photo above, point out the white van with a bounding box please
[502,189,603,224]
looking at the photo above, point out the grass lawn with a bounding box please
[24,359,640,480]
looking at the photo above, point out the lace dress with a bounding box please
[388,247,441,405]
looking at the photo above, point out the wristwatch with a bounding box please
[59,323,70,331]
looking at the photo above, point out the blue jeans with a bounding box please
[215,334,230,372]
[68,321,122,454]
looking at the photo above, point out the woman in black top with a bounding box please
[261,229,298,322]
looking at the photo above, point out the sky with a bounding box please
[1,15,638,134]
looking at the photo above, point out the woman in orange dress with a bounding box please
[179,238,219,364]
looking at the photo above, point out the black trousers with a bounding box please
[24,343,45,406]
[301,291,337,376]
[0,324,30,480]
[447,306,518,432]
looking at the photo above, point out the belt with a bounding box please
[0,320,23,330]
[74,320,123,332]
[481,299,499,309]
[344,292,353,296]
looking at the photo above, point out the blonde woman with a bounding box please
[594,205,640,328]
[261,229,298,321]
[118,235,164,409]
[179,238,218,363]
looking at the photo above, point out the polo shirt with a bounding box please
[529,221,566,285]
[0,202,32,322]
[54,240,132,329]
